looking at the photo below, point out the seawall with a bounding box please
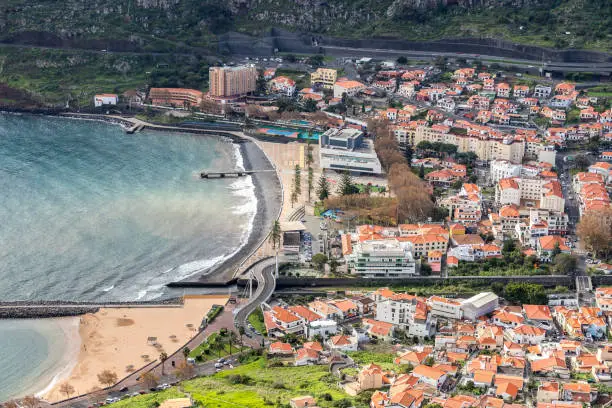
[0,298,183,319]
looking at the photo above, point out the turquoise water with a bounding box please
[0,318,78,402]
[0,114,256,301]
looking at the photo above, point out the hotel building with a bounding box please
[209,65,257,99]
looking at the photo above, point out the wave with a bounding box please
[134,145,259,301]
[102,285,115,292]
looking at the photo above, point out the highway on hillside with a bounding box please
[234,257,277,329]
[319,45,612,73]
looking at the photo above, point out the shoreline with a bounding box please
[34,317,81,399]
[1,111,283,290]
[42,296,229,402]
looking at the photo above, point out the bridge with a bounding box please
[234,257,277,329]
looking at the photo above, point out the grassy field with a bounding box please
[181,358,366,407]
[248,308,267,334]
[108,388,185,408]
[347,350,396,370]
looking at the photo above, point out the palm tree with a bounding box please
[269,220,281,250]
[182,347,190,361]
[238,326,245,351]
[228,331,238,355]
[159,352,168,375]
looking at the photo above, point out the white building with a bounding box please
[428,296,463,320]
[333,80,366,98]
[490,160,522,183]
[306,320,338,340]
[534,85,552,99]
[460,292,499,321]
[269,76,296,96]
[348,239,417,278]
[94,94,118,107]
[319,128,383,174]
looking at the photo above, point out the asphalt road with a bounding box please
[234,257,277,329]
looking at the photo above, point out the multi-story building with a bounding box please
[209,65,257,98]
[347,239,417,278]
[490,160,522,183]
[495,177,565,212]
[318,128,382,174]
[268,76,296,96]
[149,88,203,107]
[428,296,463,320]
[333,80,366,98]
[407,125,525,163]
[310,68,337,89]
[534,85,553,99]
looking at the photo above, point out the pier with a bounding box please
[199,169,274,179]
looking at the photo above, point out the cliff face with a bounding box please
[0,0,609,51]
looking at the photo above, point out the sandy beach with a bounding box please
[43,295,228,402]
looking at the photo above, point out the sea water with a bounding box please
[0,114,257,400]
[0,114,256,301]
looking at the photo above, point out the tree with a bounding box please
[21,396,41,408]
[418,164,425,179]
[312,253,328,271]
[551,242,562,259]
[293,164,302,197]
[269,220,281,250]
[305,141,314,167]
[577,208,612,258]
[404,144,413,164]
[420,262,432,276]
[59,383,75,399]
[553,253,577,275]
[503,283,547,305]
[183,347,190,361]
[174,360,195,380]
[397,56,408,64]
[228,330,238,354]
[423,356,435,366]
[97,370,118,388]
[307,166,314,201]
[139,372,160,389]
[574,154,590,171]
[329,258,338,275]
[338,171,355,196]
[238,326,246,351]
[159,352,169,375]
[317,174,330,200]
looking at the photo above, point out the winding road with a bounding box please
[234,257,277,329]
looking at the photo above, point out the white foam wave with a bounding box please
[102,285,115,292]
[233,143,245,171]
[130,142,259,302]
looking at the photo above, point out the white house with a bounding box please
[306,320,338,340]
[327,334,358,352]
[94,94,118,107]
[412,365,448,389]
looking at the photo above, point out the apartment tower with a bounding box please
[209,65,257,98]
